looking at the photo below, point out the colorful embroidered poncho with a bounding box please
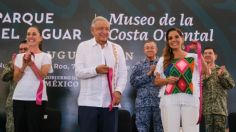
[164,57,195,95]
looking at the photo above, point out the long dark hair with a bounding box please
[163,28,184,70]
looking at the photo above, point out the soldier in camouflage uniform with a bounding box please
[0,40,28,132]
[1,61,16,132]
[202,47,235,132]
[130,41,163,132]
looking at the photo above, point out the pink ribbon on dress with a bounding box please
[27,53,44,105]
[107,67,114,111]
[185,41,202,124]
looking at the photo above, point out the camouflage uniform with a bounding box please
[1,61,15,132]
[130,58,163,132]
[202,65,235,132]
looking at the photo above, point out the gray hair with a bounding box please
[91,16,110,28]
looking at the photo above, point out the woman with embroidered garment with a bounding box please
[154,28,208,132]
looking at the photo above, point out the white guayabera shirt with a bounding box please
[75,38,127,107]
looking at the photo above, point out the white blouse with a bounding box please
[13,52,53,101]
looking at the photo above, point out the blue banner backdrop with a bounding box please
[0,0,236,131]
